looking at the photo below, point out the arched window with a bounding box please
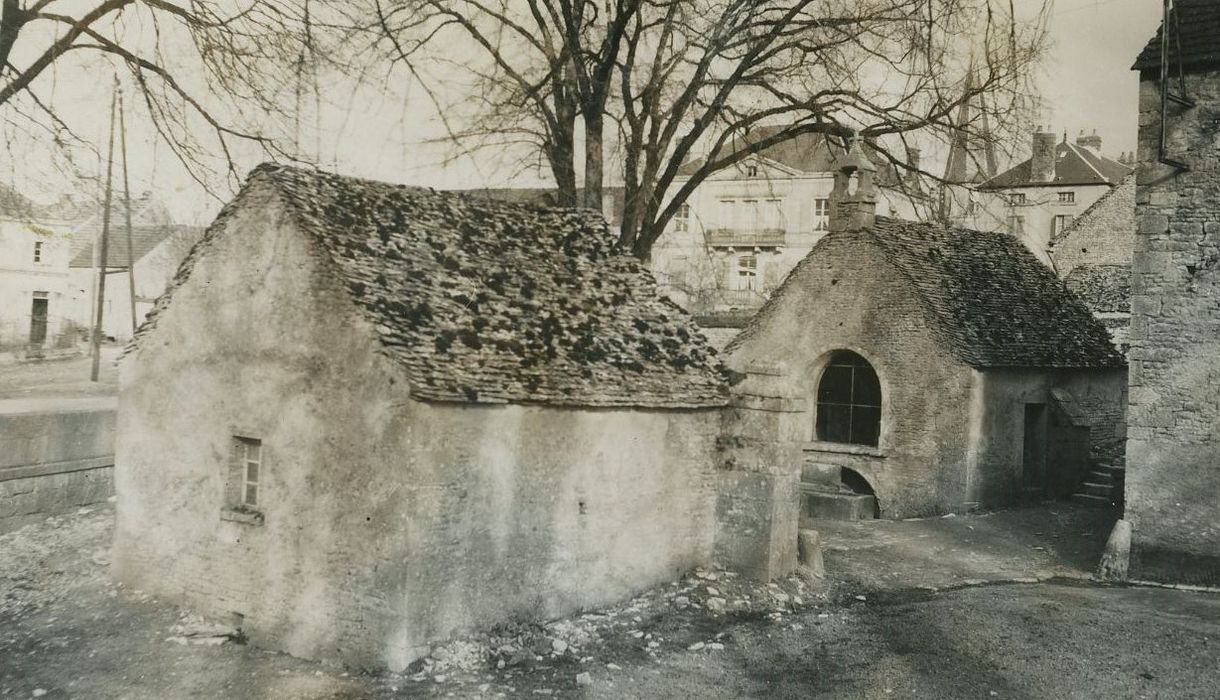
[816,351,882,446]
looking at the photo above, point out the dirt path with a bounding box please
[0,347,119,400]
[3,505,1218,699]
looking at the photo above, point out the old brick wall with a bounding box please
[113,182,720,670]
[0,404,115,533]
[1126,73,1220,584]
[726,233,978,518]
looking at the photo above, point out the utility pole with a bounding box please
[91,84,118,382]
[119,87,138,334]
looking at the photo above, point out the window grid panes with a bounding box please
[813,198,830,230]
[816,351,882,446]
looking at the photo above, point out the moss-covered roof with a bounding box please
[730,217,1125,369]
[139,164,729,409]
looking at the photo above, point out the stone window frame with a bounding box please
[33,240,43,263]
[222,435,265,525]
[811,349,884,448]
[1057,191,1076,204]
[733,254,758,291]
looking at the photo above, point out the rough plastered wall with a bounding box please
[1049,174,1137,276]
[113,181,719,670]
[971,368,1128,503]
[1126,72,1220,584]
[726,232,977,518]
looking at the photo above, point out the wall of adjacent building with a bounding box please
[1049,174,1137,275]
[650,163,924,315]
[0,400,115,533]
[112,182,721,671]
[1126,71,1220,585]
[970,368,1128,505]
[0,218,76,350]
[724,231,978,518]
[963,183,1114,267]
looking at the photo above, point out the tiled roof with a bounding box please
[1133,0,1220,72]
[1063,265,1131,315]
[137,164,729,409]
[979,141,1132,189]
[730,217,1124,368]
[69,224,201,268]
[458,186,626,225]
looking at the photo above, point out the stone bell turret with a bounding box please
[828,136,878,233]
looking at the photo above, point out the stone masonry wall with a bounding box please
[0,406,115,533]
[1126,72,1220,584]
[113,183,721,670]
[726,233,978,518]
[1050,174,1136,276]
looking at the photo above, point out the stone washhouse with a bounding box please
[722,142,1128,522]
[111,164,739,670]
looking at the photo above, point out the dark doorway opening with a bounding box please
[840,467,880,518]
[1022,403,1048,494]
[29,295,48,347]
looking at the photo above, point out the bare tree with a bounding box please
[369,0,1048,258]
[0,0,352,196]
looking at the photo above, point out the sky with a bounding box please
[7,0,1166,225]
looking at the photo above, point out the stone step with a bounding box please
[1081,482,1116,498]
[1072,492,1117,507]
[801,489,878,521]
[1086,470,1115,485]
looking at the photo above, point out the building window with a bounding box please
[746,164,759,177]
[816,350,882,447]
[229,436,262,509]
[1008,215,1025,235]
[813,198,830,231]
[1052,214,1075,237]
[675,203,690,232]
[733,255,757,291]
[1009,193,1027,205]
[33,241,43,263]
[1057,191,1075,203]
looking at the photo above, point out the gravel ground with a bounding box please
[3,505,1218,699]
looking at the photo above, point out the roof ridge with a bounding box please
[1050,172,1135,247]
[1064,142,1109,182]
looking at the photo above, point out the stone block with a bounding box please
[797,529,824,578]
[802,489,877,521]
[713,470,799,581]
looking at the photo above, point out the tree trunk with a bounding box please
[581,112,604,212]
[549,121,578,208]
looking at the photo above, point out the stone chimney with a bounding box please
[1076,129,1102,152]
[828,137,878,233]
[905,146,922,185]
[1030,128,1058,183]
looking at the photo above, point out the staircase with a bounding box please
[1071,462,1124,507]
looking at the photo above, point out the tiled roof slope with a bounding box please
[139,164,729,409]
[69,224,201,268]
[1064,265,1131,315]
[980,141,1132,189]
[730,217,1124,368]
[1133,0,1220,71]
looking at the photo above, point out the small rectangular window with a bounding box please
[1057,191,1075,203]
[226,436,263,515]
[1009,193,1026,205]
[33,241,43,263]
[813,198,830,231]
[1052,214,1075,237]
[674,203,690,233]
